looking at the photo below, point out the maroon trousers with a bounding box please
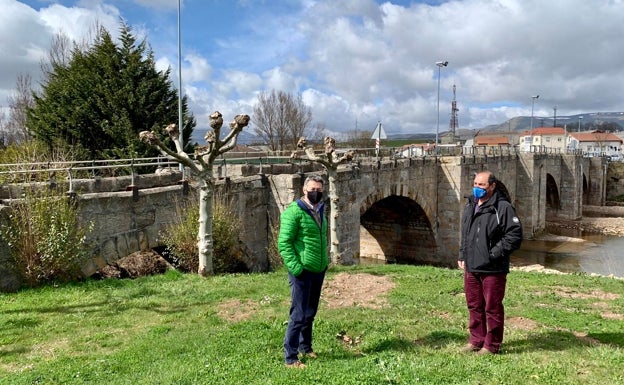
[464,272,507,353]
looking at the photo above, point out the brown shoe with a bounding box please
[304,351,318,359]
[461,343,481,353]
[285,361,306,368]
[476,347,496,355]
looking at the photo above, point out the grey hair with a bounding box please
[304,175,324,186]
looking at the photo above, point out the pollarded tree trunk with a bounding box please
[291,137,355,265]
[197,174,214,275]
[140,112,249,276]
[326,169,342,263]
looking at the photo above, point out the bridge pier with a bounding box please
[335,153,600,267]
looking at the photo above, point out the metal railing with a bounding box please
[0,156,181,189]
[0,145,598,188]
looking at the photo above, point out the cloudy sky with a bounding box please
[1,0,623,139]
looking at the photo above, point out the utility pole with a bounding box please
[553,106,557,127]
[449,84,459,144]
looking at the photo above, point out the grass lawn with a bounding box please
[1,264,623,385]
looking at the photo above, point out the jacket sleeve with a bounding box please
[491,201,523,259]
[458,203,471,261]
[277,204,304,276]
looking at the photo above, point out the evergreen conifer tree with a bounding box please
[27,24,195,160]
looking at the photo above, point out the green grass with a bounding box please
[1,265,623,385]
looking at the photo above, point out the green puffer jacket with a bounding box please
[278,200,328,276]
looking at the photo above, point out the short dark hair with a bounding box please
[473,171,496,186]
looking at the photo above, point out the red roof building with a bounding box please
[568,131,623,157]
[519,127,567,152]
[474,136,511,146]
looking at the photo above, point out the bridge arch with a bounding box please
[582,172,589,205]
[545,173,561,217]
[359,194,436,264]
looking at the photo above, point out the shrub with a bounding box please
[0,186,93,287]
[160,193,246,274]
[0,140,85,184]
[267,222,283,271]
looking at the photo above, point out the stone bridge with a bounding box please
[293,153,605,266]
[0,152,607,291]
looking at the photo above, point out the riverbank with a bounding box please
[546,204,624,237]
[515,204,624,279]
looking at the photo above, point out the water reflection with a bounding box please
[512,234,624,278]
[357,232,624,278]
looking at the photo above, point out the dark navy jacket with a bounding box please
[459,190,523,273]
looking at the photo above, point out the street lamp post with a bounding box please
[435,61,448,154]
[578,116,583,132]
[177,0,184,172]
[529,95,539,152]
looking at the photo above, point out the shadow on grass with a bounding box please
[412,329,624,354]
[504,330,624,353]
[415,331,465,349]
[585,332,624,347]
[0,345,30,358]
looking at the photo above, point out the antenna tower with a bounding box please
[449,84,459,143]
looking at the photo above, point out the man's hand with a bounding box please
[457,260,465,270]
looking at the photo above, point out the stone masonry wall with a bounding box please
[606,161,624,201]
[0,153,603,291]
[0,173,271,291]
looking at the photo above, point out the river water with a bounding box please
[512,232,624,278]
[358,229,624,278]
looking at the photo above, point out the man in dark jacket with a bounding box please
[458,171,522,354]
[278,175,328,368]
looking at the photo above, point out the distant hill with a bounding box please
[455,112,624,140]
[387,133,435,141]
[389,112,624,142]
[189,112,624,145]
[190,129,259,145]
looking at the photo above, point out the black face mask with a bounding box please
[306,190,323,204]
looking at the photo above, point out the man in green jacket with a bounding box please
[278,175,329,368]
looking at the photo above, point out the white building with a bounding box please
[518,127,567,152]
[568,131,623,157]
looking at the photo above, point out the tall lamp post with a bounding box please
[177,0,184,172]
[529,95,539,151]
[435,61,448,154]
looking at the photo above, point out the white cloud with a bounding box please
[183,53,213,83]
[3,0,624,136]
[262,67,298,94]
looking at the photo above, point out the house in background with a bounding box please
[396,143,435,157]
[518,127,567,152]
[568,131,623,157]
[474,136,512,146]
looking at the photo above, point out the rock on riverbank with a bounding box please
[546,205,624,237]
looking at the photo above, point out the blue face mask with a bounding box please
[473,187,487,199]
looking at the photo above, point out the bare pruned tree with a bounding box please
[0,107,6,148]
[308,122,329,143]
[40,24,102,83]
[252,90,312,152]
[343,128,374,148]
[4,74,34,144]
[40,32,73,82]
[140,112,250,276]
